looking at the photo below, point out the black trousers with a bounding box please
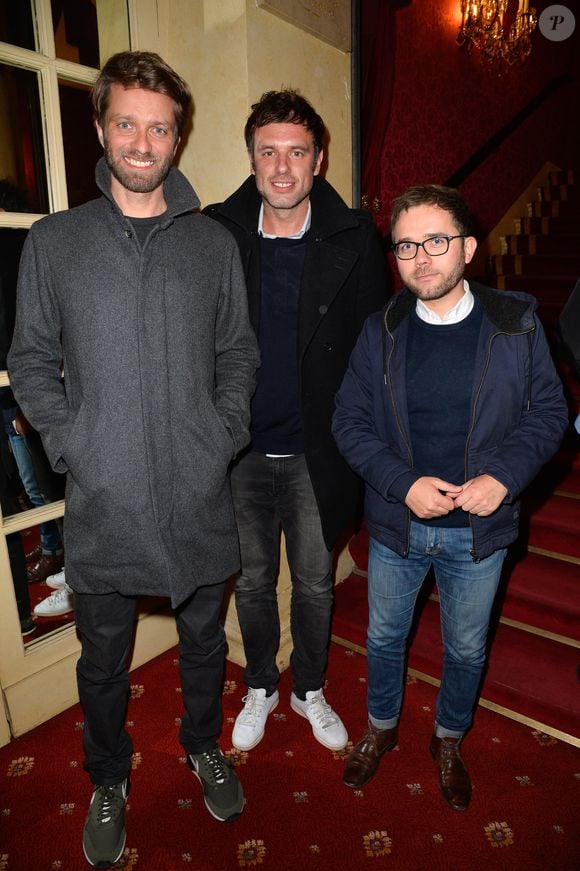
[75,581,227,786]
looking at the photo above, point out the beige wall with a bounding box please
[141,0,352,208]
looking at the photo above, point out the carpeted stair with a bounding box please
[333,169,580,745]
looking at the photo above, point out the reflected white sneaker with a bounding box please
[291,690,348,750]
[34,584,74,617]
[46,569,66,590]
[232,688,279,751]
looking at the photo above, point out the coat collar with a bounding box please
[385,282,537,334]
[210,175,359,240]
[95,156,200,225]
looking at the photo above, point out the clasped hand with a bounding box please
[405,474,508,519]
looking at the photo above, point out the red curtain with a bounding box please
[360,0,402,225]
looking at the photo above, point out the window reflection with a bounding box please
[0,224,70,642]
[0,225,65,529]
[0,65,49,214]
[0,0,36,51]
[52,0,100,68]
[2,513,71,644]
[59,79,101,207]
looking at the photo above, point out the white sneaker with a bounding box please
[34,584,74,617]
[46,568,67,589]
[291,690,348,750]
[232,688,279,751]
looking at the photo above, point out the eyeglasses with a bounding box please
[392,234,466,260]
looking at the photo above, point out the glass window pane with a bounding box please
[0,226,28,369]
[52,0,100,68]
[1,518,70,647]
[59,79,101,207]
[0,0,36,51]
[0,65,49,214]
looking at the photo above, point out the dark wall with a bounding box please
[371,0,580,238]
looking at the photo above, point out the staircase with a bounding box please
[332,169,580,745]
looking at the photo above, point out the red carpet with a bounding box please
[1,643,579,870]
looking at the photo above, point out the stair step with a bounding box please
[554,435,580,470]
[515,215,580,235]
[332,576,580,739]
[499,551,580,639]
[506,232,580,256]
[548,169,575,186]
[496,274,576,294]
[502,233,580,257]
[492,253,580,277]
[528,200,580,218]
[533,464,580,498]
[537,183,574,202]
[526,494,580,558]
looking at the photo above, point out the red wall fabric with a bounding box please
[364,0,580,238]
[360,0,398,211]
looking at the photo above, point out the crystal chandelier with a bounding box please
[457,1,538,68]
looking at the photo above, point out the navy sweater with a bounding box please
[250,236,307,454]
[405,301,483,527]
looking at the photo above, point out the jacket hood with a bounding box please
[385,281,538,334]
[95,156,201,223]
[205,174,362,240]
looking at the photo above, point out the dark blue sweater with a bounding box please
[250,236,307,454]
[406,302,483,527]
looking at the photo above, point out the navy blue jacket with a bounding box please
[332,283,569,560]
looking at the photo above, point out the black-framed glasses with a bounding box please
[392,234,466,260]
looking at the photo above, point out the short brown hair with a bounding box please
[92,51,191,139]
[244,90,325,165]
[391,185,476,238]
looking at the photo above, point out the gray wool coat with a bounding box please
[8,158,260,607]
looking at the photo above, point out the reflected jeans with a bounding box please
[230,452,333,698]
[8,432,62,553]
[367,522,506,737]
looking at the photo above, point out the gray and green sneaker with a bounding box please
[187,746,244,822]
[82,778,129,868]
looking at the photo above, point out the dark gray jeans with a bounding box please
[75,581,227,785]
[230,451,333,698]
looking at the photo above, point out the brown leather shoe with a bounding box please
[27,553,64,583]
[25,543,42,563]
[429,734,472,811]
[343,722,398,788]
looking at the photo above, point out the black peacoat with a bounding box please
[204,175,388,549]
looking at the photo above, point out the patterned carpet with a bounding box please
[1,642,579,870]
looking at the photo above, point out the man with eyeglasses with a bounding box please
[332,184,568,810]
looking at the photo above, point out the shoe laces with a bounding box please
[200,748,230,785]
[239,689,265,725]
[306,692,339,730]
[50,586,72,604]
[92,783,126,826]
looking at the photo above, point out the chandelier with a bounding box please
[457,1,538,68]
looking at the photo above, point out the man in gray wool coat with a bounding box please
[8,51,260,867]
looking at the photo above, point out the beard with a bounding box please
[103,141,173,194]
[405,254,466,302]
[255,180,313,213]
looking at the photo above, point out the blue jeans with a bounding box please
[230,451,333,697]
[367,522,506,738]
[9,432,62,553]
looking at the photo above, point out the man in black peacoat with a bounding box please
[204,89,387,755]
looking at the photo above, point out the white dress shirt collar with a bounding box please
[416,281,474,325]
[258,203,312,239]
